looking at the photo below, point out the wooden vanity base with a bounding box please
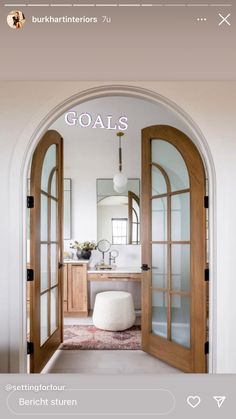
[63,262,142,316]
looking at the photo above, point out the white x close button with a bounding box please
[218,13,231,26]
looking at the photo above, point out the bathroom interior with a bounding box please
[27,94,197,373]
[61,96,144,345]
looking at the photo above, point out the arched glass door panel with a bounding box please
[151,140,191,349]
[152,140,189,191]
[39,146,59,346]
[152,165,167,195]
[30,130,63,373]
[141,125,207,373]
[41,145,57,193]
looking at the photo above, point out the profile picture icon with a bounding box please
[7,10,26,29]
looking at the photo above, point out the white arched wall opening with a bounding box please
[8,85,216,373]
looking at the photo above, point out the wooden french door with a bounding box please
[29,130,64,373]
[141,125,207,373]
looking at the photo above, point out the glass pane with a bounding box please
[51,244,58,286]
[132,223,138,244]
[152,244,168,288]
[171,244,190,292]
[40,244,48,292]
[40,194,48,241]
[171,193,190,241]
[41,144,56,193]
[132,199,139,244]
[152,140,189,192]
[40,293,48,345]
[152,165,167,195]
[171,295,190,348]
[152,197,167,241]
[112,219,127,244]
[51,170,57,198]
[113,236,126,245]
[50,199,57,242]
[133,199,139,219]
[50,287,58,334]
[152,292,168,338]
[132,205,138,225]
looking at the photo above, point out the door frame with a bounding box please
[7,85,216,373]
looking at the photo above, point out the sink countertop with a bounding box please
[88,267,142,274]
[64,261,142,273]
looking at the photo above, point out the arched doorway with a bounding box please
[7,85,215,373]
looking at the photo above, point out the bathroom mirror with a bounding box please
[97,178,140,245]
[64,178,72,240]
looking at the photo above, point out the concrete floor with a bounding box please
[42,349,181,374]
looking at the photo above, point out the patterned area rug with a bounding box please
[60,325,141,350]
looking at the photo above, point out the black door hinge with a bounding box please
[205,268,209,282]
[204,341,209,355]
[141,264,151,271]
[27,341,34,355]
[27,196,34,209]
[27,269,34,282]
[204,196,209,209]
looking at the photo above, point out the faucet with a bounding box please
[109,253,115,265]
[109,249,119,266]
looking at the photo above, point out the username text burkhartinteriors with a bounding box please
[32,15,98,24]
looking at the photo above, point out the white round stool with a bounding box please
[92,291,136,331]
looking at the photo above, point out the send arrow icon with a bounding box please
[213,396,226,408]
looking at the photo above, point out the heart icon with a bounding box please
[187,396,201,409]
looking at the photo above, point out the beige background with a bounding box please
[0,1,235,80]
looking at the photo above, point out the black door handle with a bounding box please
[141,264,151,271]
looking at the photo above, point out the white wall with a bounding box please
[0,82,236,373]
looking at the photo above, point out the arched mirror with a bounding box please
[97,178,140,245]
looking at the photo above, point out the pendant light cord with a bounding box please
[119,136,122,173]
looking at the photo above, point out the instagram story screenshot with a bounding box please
[0,0,235,417]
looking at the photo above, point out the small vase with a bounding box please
[81,250,91,260]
